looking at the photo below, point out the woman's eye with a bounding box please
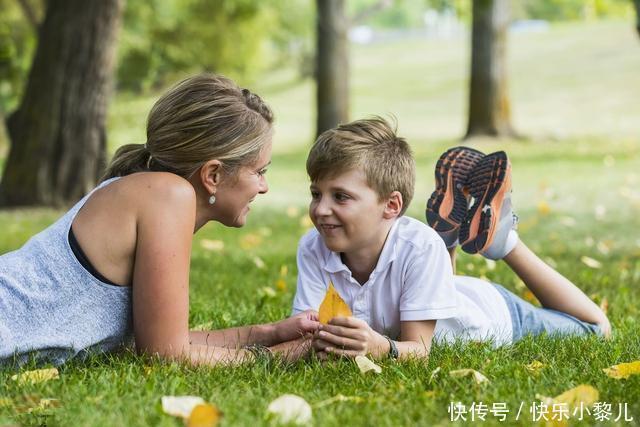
[257,168,268,176]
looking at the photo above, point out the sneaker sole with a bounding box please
[459,151,512,254]
[426,147,484,232]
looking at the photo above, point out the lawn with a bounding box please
[1,20,640,426]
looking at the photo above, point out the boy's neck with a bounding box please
[341,221,394,285]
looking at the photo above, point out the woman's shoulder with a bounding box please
[104,172,196,208]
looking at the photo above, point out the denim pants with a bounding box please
[493,284,602,343]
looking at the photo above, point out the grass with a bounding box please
[1,20,640,426]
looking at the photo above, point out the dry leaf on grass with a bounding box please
[525,360,545,374]
[449,369,489,384]
[580,256,602,269]
[603,361,640,379]
[161,396,205,418]
[266,394,312,426]
[187,403,221,427]
[276,278,287,291]
[318,282,352,324]
[11,368,59,385]
[355,355,382,374]
[200,239,224,251]
[554,384,599,407]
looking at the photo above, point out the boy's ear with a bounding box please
[199,159,223,194]
[383,191,403,219]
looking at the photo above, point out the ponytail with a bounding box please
[101,143,151,180]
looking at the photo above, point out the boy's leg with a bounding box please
[460,150,610,336]
[426,147,484,249]
[503,240,610,335]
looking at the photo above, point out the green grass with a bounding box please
[2,20,640,426]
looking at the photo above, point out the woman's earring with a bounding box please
[208,194,216,205]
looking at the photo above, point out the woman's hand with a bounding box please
[273,310,320,343]
[312,317,389,358]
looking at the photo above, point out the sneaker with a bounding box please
[459,151,518,258]
[426,146,485,248]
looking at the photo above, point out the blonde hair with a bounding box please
[103,74,273,180]
[306,116,415,215]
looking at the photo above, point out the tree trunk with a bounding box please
[1,0,122,207]
[634,0,640,39]
[316,0,349,137]
[464,0,515,139]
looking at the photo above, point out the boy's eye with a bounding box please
[310,190,320,199]
[334,192,350,202]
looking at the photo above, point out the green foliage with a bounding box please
[117,0,314,92]
[0,0,38,114]
[517,0,633,21]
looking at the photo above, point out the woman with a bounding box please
[0,74,319,367]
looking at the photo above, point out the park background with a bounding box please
[1,0,640,425]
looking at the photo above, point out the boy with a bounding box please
[292,117,610,360]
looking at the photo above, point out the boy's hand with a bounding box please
[274,310,320,343]
[312,317,389,358]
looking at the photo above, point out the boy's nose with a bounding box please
[313,197,332,216]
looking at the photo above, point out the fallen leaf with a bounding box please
[553,384,599,407]
[266,394,312,426]
[355,355,382,374]
[188,403,222,427]
[522,290,539,305]
[11,368,59,385]
[318,282,352,324]
[429,367,441,382]
[525,360,545,374]
[603,361,640,379]
[537,200,551,216]
[253,256,266,269]
[260,287,277,298]
[449,369,489,384]
[313,394,363,408]
[240,233,262,249]
[580,256,602,269]
[200,239,224,251]
[276,278,287,292]
[161,396,205,418]
[26,398,61,414]
[286,206,300,218]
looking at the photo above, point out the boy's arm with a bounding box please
[313,318,435,360]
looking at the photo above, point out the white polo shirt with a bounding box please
[292,216,513,346]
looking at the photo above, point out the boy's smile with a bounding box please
[309,169,398,278]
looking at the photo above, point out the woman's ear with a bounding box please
[199,160,223,194]
[383,191,403,219]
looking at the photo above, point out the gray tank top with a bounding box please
[0,177,133,366]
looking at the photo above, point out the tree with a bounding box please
[634,0,640,38]
[465,0,515,139]
[316,0,349,137]
[1,0,122,207]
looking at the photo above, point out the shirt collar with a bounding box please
[321,218,401,275]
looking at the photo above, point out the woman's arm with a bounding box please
[188,310,320,348]
[312,317,435,360]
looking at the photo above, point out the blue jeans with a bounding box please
[493,284,602,343]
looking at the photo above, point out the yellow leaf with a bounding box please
[553,384,599,407]
[537,200,551,216]
[318,282,352,324]
[11,368,59,385]
[449,369,489,384]
[188,403,221,427]
[580,256,602,269]
[240,233,262,250]
[603,361,640,379]
[522,290,539,305]
[161,396,205,418]
[354,355,382,374]
[276,278,287,292]
[200,239,224,251]
[267,394,312,426]
[525,360,545,374]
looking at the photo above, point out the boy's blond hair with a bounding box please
[306,116,415,215]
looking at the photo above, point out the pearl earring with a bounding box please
[208,194,216,205]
